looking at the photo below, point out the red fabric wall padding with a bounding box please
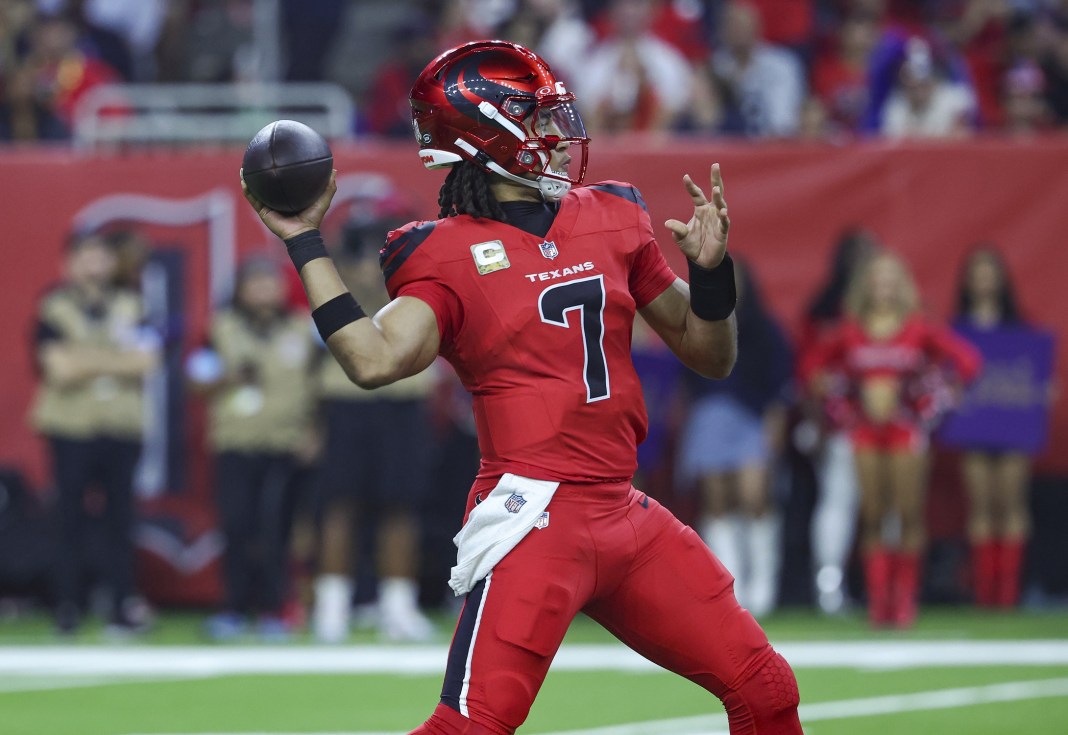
[2,138,1065,489]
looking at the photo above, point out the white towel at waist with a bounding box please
[449,473,559,596]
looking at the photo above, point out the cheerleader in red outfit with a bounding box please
[801,251,980,628]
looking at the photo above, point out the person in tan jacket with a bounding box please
[32,233,159,634]
[187,256,316,641]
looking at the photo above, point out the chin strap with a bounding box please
[535,173,571,201]
[454,139,571,202]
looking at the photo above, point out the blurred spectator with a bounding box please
[881,36,977,137]
[1002,59,1052,134]
[31,232,160,634]
[712,0,806,137]
[0,1,35,74]
[575,0,693,133]
[797,94,835,139]
[798,228,879,615]
[80,0,166,79]
[647,0,711,62]
[34,0,136,80]
[152,0,195,83]
[800,251,981,628]
[812,11,879,134]
[748,0,816,57]
[950,246,1049,608]
[946,0,1015,128]
[181,0,254,83]
[1039,7,1068,125]
[497,0,594,86]
[0,63,68,139]
[676,260,793,618]
[437,0,520,51]
[20,11,119,127]
[363,19,438,138]
[311,203,436,643]
[188,256,316,641]
[281,0,344,82]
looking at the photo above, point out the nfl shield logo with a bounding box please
[535,512,550,530]
[504,493,527,514]
[538,240,559,260]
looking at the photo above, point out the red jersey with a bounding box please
[381,182,678,483]
[799,315,982,430]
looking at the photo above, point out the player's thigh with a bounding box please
[584,498,763,693]
[440,505,596,732]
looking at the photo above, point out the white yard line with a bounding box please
[2,640,1068,682]
[0,675,189,693]
[118,676,1068,735]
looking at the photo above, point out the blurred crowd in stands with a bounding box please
[4,0,1068,142]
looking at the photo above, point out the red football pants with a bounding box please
[412,481,801,735]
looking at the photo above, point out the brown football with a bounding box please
[241,120,333,215]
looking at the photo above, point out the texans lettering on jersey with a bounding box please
[380,182,678,483]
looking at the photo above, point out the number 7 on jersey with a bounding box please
[538,275,611,403]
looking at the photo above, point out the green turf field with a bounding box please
[1,608,1066,735]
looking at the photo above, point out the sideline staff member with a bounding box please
[190,256,317,640]
[32,233,159,634]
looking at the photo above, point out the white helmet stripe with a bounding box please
[477,101,527,141]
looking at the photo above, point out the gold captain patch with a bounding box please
[471,240,510,275]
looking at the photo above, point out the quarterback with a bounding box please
[244,40,801,735]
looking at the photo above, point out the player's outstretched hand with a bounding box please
[241,169,338,241]
[664,163,730,269]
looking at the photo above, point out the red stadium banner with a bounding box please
[1,138,1066,490]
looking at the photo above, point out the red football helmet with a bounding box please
[409,40,589,201]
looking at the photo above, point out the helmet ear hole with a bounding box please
[505,99,533,118]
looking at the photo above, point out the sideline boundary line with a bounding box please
[3,640,1068,682]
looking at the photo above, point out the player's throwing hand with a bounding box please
[241,168,338,241]
[664,163,730,269]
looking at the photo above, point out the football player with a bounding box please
[243,40,801,735]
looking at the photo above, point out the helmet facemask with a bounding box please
[516,99,589,201]
[450,94,589,202]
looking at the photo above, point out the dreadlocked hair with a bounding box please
[437,161,508,222]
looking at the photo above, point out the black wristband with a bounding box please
[312,293,367,341]
[688,253,737,322]
[283,230,329,273]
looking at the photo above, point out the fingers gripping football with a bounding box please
[241,169,338,242]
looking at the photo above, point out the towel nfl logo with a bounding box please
[539,240,559,260]
[505,493,527,513]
